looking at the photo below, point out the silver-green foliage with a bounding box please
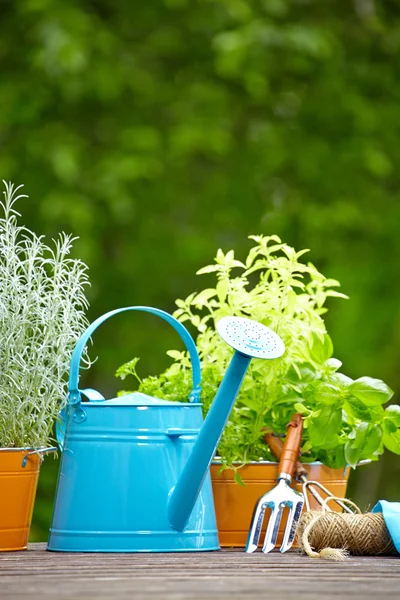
[0,182,90,448]
[117,235,399,471]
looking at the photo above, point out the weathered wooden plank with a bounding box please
[0,543,399,600]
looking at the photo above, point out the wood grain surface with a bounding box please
[0,543,399,600]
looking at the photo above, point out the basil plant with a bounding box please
[117,235,399,476]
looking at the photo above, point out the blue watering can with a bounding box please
[48,306,284,553]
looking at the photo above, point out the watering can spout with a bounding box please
[168,317,285,532]
[168,352,251,531]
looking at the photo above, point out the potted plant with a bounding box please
[0,181,90,551]
[116,235,399,546]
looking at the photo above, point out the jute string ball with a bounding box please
[297,497,398,561]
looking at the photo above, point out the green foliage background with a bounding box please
[0,0,399,540]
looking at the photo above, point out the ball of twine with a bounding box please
[297,497,398,561]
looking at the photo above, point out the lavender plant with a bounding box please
[0,182,90,448]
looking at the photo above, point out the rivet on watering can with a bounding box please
[72,407,87,423]
[69,391,81,405]
[189,388,201,403]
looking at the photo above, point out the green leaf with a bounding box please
[319,446,346,469]
[348,377,394,405]
[306,404,342,448]
[192,288,217,305]
[196,264,220,275]
[288,279,305,290]
[281,245,296,260]
[309,332,333,363]
[292,363,302,379]
[168,363,181,376]
[239,395,260,411]
[303,381,341,405]
[363,425,383,455]
[383,429,400,454]
[166,350,184,361]
[314,383,341,405]
[296,248,310,259]
[344,442,361,468]
[333,373,353,386]
[191,315,201,327]
[115,357,141,381]
[234,471,245,486]
[349,423,382,455]
[344,396,385,422]
[384,405,400,427]
[349,422,369,448]
[383,419,397,434]
[293,402,311,415]
[324,358,342,371]
[232,259,246,268]
[323,278,341,287]
[216,248,225,262]
[216,279,229,302]
[325,290,349,299]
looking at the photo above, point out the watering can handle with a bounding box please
[68,306,202,405]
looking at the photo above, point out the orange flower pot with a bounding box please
[0,449,42,551]
[211,461,350,548]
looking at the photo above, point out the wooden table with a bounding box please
[0,543,399,599]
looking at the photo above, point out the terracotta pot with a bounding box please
[211,461,350,548]
[0,449,42,551]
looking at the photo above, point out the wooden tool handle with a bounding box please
[276,414,304,479]
[264,432,285,461]
[264,431,308,482]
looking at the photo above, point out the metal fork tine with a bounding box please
[279,504,295,554]
[245,499,269,553]
[262,503,284,554]
[280,499,304,553]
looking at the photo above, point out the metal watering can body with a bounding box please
[48,307,285,553]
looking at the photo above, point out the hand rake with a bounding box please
[245,414,304,554]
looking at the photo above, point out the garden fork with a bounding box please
[264,432,354,514]
[245,414,304,553]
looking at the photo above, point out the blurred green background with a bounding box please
[0,0,399,540]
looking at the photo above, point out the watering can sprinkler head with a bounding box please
[216,316,285,360]
[168,316,285,532]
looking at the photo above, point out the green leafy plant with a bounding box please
[0,182,91,449]
[117,235,399,471]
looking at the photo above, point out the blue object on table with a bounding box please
[372,500,400,553]
[47,308,285,553]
